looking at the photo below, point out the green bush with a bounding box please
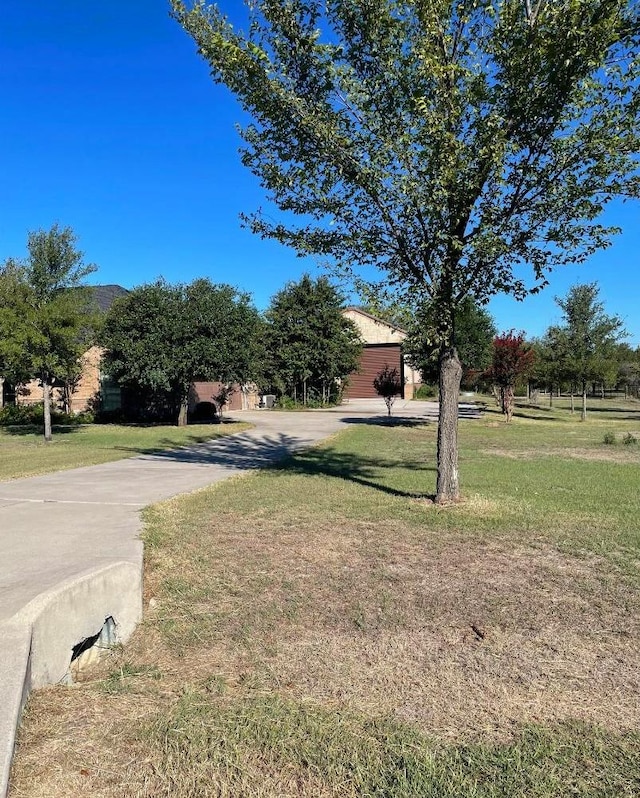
[0,403,93,426]
[274,394,333,410]
[602,431,616,445]
[275,396,299,410]
[623,432,638,445]
[414,384,437,399]
[0,403,47,425]
[94,407,128,424]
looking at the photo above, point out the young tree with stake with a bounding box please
[173,0,640,501]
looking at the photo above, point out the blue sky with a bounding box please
[1,1,638,345]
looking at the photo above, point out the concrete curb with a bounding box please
[0,558,143,798]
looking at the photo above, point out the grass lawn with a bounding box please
[9,399,640,797]
[0,421,253,482]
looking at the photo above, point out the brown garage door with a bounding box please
[344,344,403,399]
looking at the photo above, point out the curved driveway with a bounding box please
[0,399,477,796]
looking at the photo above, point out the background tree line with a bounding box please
[531,282,631,420]
[1,225,636,440]
[0,227,364,436]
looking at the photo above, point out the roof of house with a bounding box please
[342,305,408,334]
[91,284,128,313]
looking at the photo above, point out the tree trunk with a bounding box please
[62,382,72,415]
[0,377,4,409]
[504,386,514,422]
[570,391,575,413]
[549,386,553,407]
[436,348,462,504]
[43,376,53,443]
[177,397,188,427]
[581,382,587,421]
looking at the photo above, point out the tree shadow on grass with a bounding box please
[513,402,640,422]
[577,405,640,420]
[275,445,437,500]
[511,410,565,421]
[340,416,431,428]
[0,424,82,437]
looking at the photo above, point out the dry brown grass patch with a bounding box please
[10,509,640,796]
[483,446,640,463]
[139,514,640,742]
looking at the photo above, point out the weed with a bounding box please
[101,663,162,695]
[603,431,617,445]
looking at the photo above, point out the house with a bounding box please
[2,293,421,416]
[4,285,259,417]
[341,307,422,400]
[188,381,260,413]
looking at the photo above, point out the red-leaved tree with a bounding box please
[486,333,535,422]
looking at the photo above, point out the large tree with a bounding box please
[555,282,625,420]
[0,225,97,441]
[172,0,640,501]
[101,279,263,425]
[265,274,362,404]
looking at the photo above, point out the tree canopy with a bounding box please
[101,279,263,425]
[404,296,496,387]
[0,225,97,440]
[265,274,362,404]
[531,326,572,406]
[173,0,640,500]
[616,343,640,398]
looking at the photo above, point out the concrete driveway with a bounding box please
[0,400,479,796]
